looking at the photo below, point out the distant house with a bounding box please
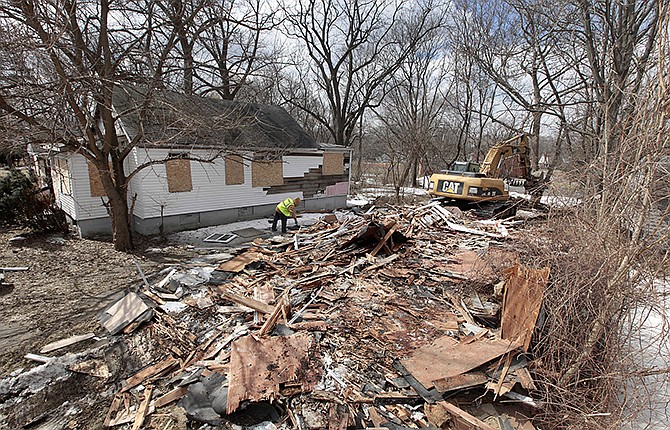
[29,86,351,237]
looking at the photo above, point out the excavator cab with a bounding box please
[427,134,534,215]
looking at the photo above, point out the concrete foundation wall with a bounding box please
[74,195,347,238]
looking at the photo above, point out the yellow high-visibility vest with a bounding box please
[276,198,295,217]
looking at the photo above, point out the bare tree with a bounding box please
[0,0,188,251]
[374,23,451,196]
[280,0,445,151]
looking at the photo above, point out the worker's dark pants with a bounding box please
[272,211,288,233]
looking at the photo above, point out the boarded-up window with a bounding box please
[225,154,245,185]
[251,159,283,187]
[322,152,344,175]
[87,162,107,197]
[54,158,72,195]
[166,154,193,193]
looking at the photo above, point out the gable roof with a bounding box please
[113,85,320,150]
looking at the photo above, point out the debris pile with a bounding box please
[9,202,551,429]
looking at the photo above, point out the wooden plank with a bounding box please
[401,336,519,389]
[24,353,53,363]
[328,402,349,430]
[430,401,497,430]
[369,223,398,257]
[120,356,177,393]
[103,395,123,428]
[222,290,274,314]
[101,292,151,335]
[432,371,489,392]
[216,251,263,272]
[154,386,189,408]
[501,265,550,351]
[40,333,96,354]
[362,254,399,273]
[131,385,153,430]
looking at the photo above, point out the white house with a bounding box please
[30,87,351,237]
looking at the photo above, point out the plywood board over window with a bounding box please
[225,154,245,185]
[322,152,344,175]
[251,159,283,187]
[166,156,193,193]
[87,161,106,197]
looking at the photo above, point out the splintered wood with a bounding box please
[95,201,548,430]
[216,250,263,272]
[227,332,318,413]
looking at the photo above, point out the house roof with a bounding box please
[113,85,320,150]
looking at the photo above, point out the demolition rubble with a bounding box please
[1,201,550,429]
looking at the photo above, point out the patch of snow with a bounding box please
[509,191,581,207]
[167,211,330,245]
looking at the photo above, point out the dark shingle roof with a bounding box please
[113,85,319,150]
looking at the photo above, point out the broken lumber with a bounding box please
[154,386,189,408]
[40,333,96,354]
[369,222,398,257]
[221,290,274,314]
[216,251,263,272]
[131,385,153,430]
[120,356,178,393]
[427,401,497,430]
[99,292,153,335]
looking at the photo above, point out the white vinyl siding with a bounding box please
[129,148,314,219]
[282,155,323,178]
[51,157,76,219]
[60,154,114,221]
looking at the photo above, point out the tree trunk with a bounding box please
[109,195,133,251]
[531,110,542,171]
[96,162,133,251]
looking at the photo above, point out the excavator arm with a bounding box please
[479,134,532,182]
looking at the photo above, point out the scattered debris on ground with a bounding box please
[0,201,551,429]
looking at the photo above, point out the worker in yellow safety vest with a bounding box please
[272,197,301,233]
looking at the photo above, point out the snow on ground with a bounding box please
[168,210,354,246]
[626,278,670,429]
[509,190,581,207]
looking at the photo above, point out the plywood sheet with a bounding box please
[251,159,283,187]
[401,335,519,389]
[166,158,193,192]
[87,162,106,197]
[225,154,245,185]
[501,264,550,351]
[216,251,263,272]
[432,371,489,392]
[322,152,344,175]
[227,332,318,413]
[444,250,497,284]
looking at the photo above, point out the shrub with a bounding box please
[0,168,68,233]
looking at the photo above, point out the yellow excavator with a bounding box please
[427,134,536,216]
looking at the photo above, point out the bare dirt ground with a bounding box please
[0,227,198,377]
